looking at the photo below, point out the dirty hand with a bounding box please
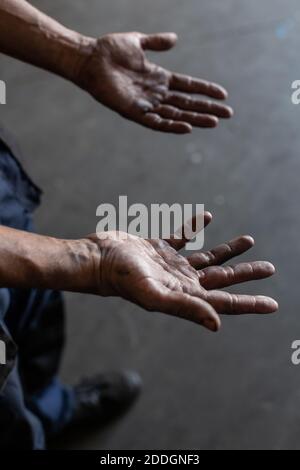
[87,213,278,331]
[77,32,233,134]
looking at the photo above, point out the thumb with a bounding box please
[140,32,178,51]
[157,289,221,332]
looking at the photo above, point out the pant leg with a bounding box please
[5,288,75,436]
[0,361,45,450]
[0,137,74,446]
[0,286,45,450]
[0,287,75,449]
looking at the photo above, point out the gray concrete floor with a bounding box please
[1,0,300,450]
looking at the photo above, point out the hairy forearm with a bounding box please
[0,0,93,81]
[0,225,100,293]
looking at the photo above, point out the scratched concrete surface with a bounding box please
[1,0,300,450]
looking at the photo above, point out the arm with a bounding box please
[0,213,278,333]
[0,0,233,133]
[0,225,98,293]
[0,0,90,81]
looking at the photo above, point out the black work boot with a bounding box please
[69,370,142,429]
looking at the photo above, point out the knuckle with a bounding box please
[225,265,235,282]
[205,250,217,266]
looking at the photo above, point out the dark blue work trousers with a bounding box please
[0,137,74,449]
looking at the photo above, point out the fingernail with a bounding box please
[242,235,255,247]
[265,262,276,276]
[269,299,279,312]
[227,106,234,117]
[205,211,213,221]
[257,296,279,313]
[203,318,220,332]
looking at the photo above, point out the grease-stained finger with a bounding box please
[199,261,275,290]
[164,93,233,118]
[169,73,228,99]
[154,104,218,128]
[188,235,255,270]
[141,112,192,134]
[166,212,213,251]
[206,290,278,315]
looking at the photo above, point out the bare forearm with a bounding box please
[0,0,92,81]
[0,225,99,292]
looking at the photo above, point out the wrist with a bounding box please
[24,235,102,294]
[40,232,128,297]
[53,31,96,84]
[85,231,131,297]
[55,237,102,294]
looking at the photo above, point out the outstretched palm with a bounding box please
[79,32,233,134]
[92,214,277,332]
